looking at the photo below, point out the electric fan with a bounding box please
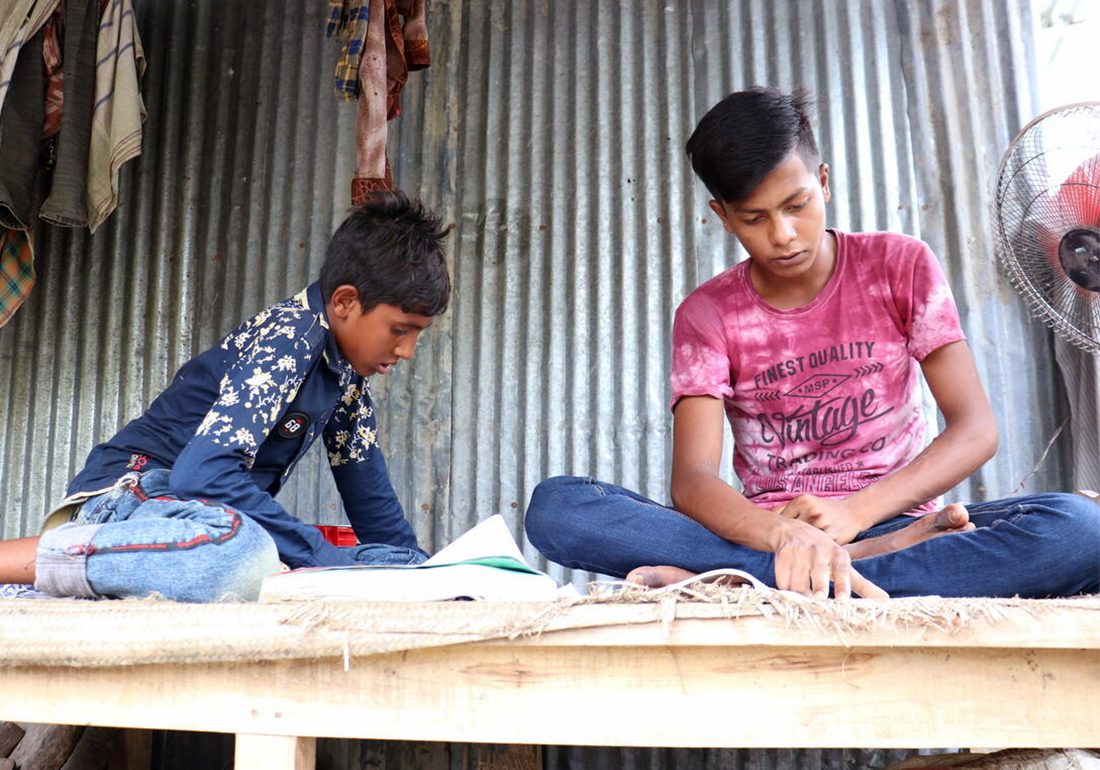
[994,102,1100,354]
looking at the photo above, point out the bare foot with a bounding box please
[625,565,698,588]
[846,503,975,561]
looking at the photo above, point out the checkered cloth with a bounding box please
[0,228,34,329]
[326,0,370,101]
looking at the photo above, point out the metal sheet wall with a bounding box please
[892,0,1067,502]
[0,0,1056,764]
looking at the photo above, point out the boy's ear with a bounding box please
[708,199,736,234]
[328,284,362,319]
[818,163,831,204]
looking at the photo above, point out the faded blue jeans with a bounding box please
[34,469,425,602]
[524,476,1100,598]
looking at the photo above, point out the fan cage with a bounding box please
[993,102,1100,355]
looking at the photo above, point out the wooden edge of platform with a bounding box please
[507,601,1100,649]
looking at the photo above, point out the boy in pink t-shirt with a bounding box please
[524,88,1098,599]
[672,229,964,517]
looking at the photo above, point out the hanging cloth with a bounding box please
[401,0,429,70]
[0,0,59,229]
[352,0,388,199]
[0,26,46,230]
[0,0,58,117]
[86,0,146,234]
[41,4,63,140]
[327,0,370,100]
[349,0,430,202]
[0,227,33,329]
[38,0,99,228]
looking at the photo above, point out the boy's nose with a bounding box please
[771,216,796,247]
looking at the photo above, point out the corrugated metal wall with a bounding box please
[0,0,1056,766]
[892,0,1068,503]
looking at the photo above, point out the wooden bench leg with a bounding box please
[109,728,152,770]
[234,735,315,770]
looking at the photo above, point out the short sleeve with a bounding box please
[669,293,735,411]
[896,240,966,361]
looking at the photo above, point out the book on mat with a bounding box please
[260,515,574,602]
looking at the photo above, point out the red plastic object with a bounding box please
[313,525,359,547]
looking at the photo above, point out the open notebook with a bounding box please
[260,515,575,602]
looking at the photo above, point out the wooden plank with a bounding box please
[520,604,1100,649]
[469,744,541,770]
[0,643,1096,748]
[60,727,117,770]
[107,729,151,770]
[4,601,1098,669]
[0,722,25,756]
[234,735,315,770]
[8,723,83,770]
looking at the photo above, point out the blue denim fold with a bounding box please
[34,469,428,602]
[524,476,1100,598]
[36,469,281,602]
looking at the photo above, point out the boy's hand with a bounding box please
[778,494,869,545]
[772,519,888,599]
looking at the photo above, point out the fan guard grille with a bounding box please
[994,102,1100,355]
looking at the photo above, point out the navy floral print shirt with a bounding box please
[68,283,418,569]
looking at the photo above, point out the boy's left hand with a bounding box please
[777,494,867,545]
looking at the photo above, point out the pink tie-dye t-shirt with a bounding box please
[670,230,965,515]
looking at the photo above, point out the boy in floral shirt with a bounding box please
[525,88,1098,599]
[0,190,450,602]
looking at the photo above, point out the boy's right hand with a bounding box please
[772,519,888,599]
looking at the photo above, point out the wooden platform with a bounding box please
[1,598,1097,770]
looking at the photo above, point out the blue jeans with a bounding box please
[524,476,1100,598]
[34,469,424,602]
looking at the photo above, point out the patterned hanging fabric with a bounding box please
[0,0,143,233]
[0,228,34,329]
[85,0,147,234]
[327,0,370,100]
[0,0,59,117]
[0,0,59,230]
[41,4,64,140]
[328,0,431,200]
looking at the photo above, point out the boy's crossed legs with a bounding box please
[0,469,423,602]
[4,469,282,602]
[524,476,1100,598]
[627,503,973,588]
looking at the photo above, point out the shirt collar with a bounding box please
[306,282,358,385]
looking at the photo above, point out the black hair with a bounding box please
[320,190,451,316]
[685,86,820,204]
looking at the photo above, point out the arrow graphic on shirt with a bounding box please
[852,362,884,377]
